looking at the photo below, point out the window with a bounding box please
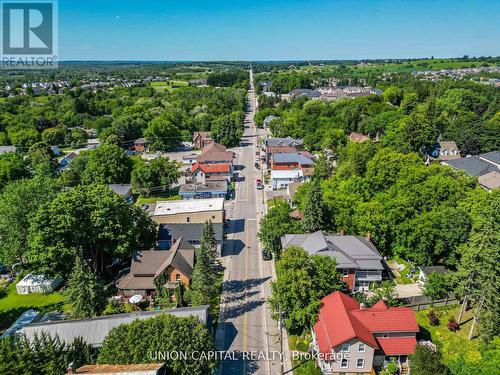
[342,269,349,278]
[175,274,181,281]
[186,217,190,223]
[341,344,350,352]
[212,215,215,219]
[358,343,365,352]
[340,358,348,368]
[356,358,364,368]
[383,333,389,338]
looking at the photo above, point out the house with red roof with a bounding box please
[191,162,232,183]
[312,291,419,374]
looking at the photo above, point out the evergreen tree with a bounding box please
[66,256,106,318]
[190,221,222,314]
[201,220,220,269]
[409,344,448,375]
[302,178,327,232]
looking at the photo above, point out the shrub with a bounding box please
[0,279,9,298]
[447,316,460,331]
[428,310,440,326]
[386,362,399,374]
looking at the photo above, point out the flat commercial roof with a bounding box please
[154,197,224,216]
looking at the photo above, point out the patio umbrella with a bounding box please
[128,294,142,304]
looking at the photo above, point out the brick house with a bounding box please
[117,237,195,299]
[196,142,234,165]
[193,131,213,149]
[281,231,385,292]
[312,291,419,374]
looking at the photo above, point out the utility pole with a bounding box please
[468,296,484,340]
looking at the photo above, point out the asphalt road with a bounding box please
[215,70,289,375]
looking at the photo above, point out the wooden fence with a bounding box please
[404,296,460,311]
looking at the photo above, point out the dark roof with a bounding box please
[272,152,315,165]
[282,231,384,270]
[443,152,499,177]
[130,237,195,277]
[134,138,148,145]
[179,180,228,194]
[480,151,500,165]
[159,223,224,243]
[265,137,303,148]
[107,184,132,196]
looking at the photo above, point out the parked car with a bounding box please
[262,250,272,261]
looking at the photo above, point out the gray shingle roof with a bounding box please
[480,151,500,165]
[443,154,499,177]
[159,223,224,244]
[0,146,17,154]
[273,152,315,165]
[281,231,384,270]
[107,184,132,196]
[19,306,209,347]
[265,137,303,147]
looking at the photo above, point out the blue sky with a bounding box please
[58,0,500,61]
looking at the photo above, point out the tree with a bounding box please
[144,116,182,151]
[190,222,221,316]
[409,344,448,375]
[211,114,243,147]
[0,333,95,375]
[423,272,450,300]
[81,144,133,184]
[302,179,327,232]
[131,157,180,195]
[368,281,399,307]
[66,256,106,318]
[201,220,219,269]
[0,152,29,190]
[28,184,157,277]
[27,141,56,172]
[455,190,500,342]
[258,200,303,259]
[313,153,334,180]
[42,126,66,145]
[97,314,218,375]
[269,246,343,333]
[0,177,57,266]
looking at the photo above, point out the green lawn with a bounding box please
[416,305,482,365]
[388,256,416,285]
[150,80,188,92]
[0,282,65,331]
[136,188,181,205]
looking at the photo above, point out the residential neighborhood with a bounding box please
[0,3,499,374]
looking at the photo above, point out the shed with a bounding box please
[16,273,63,295]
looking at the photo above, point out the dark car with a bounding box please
[262,250,272,261]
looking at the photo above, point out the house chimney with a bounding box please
[366,232,372,242]
[67,362,76,374]
[360,303,366,311]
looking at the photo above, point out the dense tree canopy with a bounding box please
[98,314,218,375]
[81,144,133,184]
[131,157,180,195]
[27,184,157,277]
[0,176,57,266]
[269,246,344,334]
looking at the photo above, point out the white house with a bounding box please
[271,169,304,189]
[16,273,63,295]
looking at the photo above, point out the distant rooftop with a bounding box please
[154,198,224,216]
